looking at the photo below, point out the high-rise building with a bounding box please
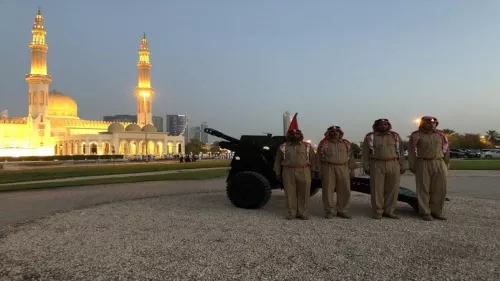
[200,122,208,143]
[188,126,201,142]
[166,114,188,136]
[152,116,163,132]
[283,111,292,135]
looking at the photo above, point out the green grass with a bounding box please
[449,160,500,170]
[0,160,230,184]
[0,169,229,192]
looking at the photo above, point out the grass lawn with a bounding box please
[0,169,229,192]
[449,160,500,170]
[0,160,230,184]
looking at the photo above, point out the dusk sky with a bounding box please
[1,0,499,144]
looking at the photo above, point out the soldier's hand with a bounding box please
[400,168,405,175]
[364,169,370,175]
[276,174,282,181]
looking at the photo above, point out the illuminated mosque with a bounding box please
[0,9,185,157]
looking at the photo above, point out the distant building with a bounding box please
[166,114,188,136]
[152,116,164,132]
[201,122,208,143]
[103,114,137,123]
[189,126,201,142]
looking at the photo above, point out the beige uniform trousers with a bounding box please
[370,160,401,215]
[282,166,312,217]
[321,163,350,214]
[415,159,448,216]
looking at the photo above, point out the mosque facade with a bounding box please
[0,9,185,157]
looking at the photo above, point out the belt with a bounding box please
[326,161,347,166]
[417,157,441,160]
[285,164,310,169]
[370,158,397,162]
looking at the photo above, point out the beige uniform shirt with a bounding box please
[316,139,356,170]
[408,130,450,170]
[362,132,404,170]
[273,142,316,175]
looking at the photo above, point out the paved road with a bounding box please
[1,173,499,231]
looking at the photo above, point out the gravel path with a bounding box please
[1,191,499,281]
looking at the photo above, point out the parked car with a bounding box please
[483,150,500,159]
[463,149,481,158]
[449,149,466,158]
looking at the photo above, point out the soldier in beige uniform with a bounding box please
[362,119,405,219]
[408,116,450,221]
[316,126,356,219]
[274,113,316,220]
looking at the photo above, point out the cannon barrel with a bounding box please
[204,128,240,144]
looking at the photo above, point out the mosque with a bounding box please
[0,9,185,157]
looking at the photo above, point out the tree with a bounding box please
[350,142,361,159]
[441,128,457,136]
[485,130,500,142]
[210,141,221,153]
[185,138,204,154]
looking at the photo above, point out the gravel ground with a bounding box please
[1,191,499,281]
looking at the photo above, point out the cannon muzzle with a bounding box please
[204,128,240,144]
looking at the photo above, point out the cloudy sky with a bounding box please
[1,0,499,144]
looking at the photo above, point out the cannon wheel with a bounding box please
[226,171,272,209]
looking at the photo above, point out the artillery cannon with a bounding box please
[205,127,420,212]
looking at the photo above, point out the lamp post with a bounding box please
[413,118,421,128]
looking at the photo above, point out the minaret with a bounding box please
[25,7,52,118]
[135,32,155,126]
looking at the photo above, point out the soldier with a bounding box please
[316,125,356,219]
[362,118,405,220]
[273,113,316,220]
[408,116,450,221]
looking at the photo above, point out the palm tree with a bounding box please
[485,130,500,141]
[441,128,456,136]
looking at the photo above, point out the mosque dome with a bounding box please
[125,123,142,132]
[47,89,78,118]
[108,122,124,133]
[142,124,157,133]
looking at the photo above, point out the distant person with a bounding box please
[273,113,316,220]
[362,119,405,220]
[316,125,356,219]
[408,116,450,221]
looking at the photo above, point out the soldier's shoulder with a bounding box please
[389,130,401,136]
[410,130,419,136]
[342,139,351,145]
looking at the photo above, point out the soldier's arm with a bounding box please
[348,150,357,170]
[408,135,416,171]
[444,148,450,167]
[361,137,370,171]
[308,144,317,172]
[398,135,405,168]
[273,149,283,175]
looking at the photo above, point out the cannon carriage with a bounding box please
[204,128,420,212]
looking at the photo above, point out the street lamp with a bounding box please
[141,91,149,162]
[413,118,421,128]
